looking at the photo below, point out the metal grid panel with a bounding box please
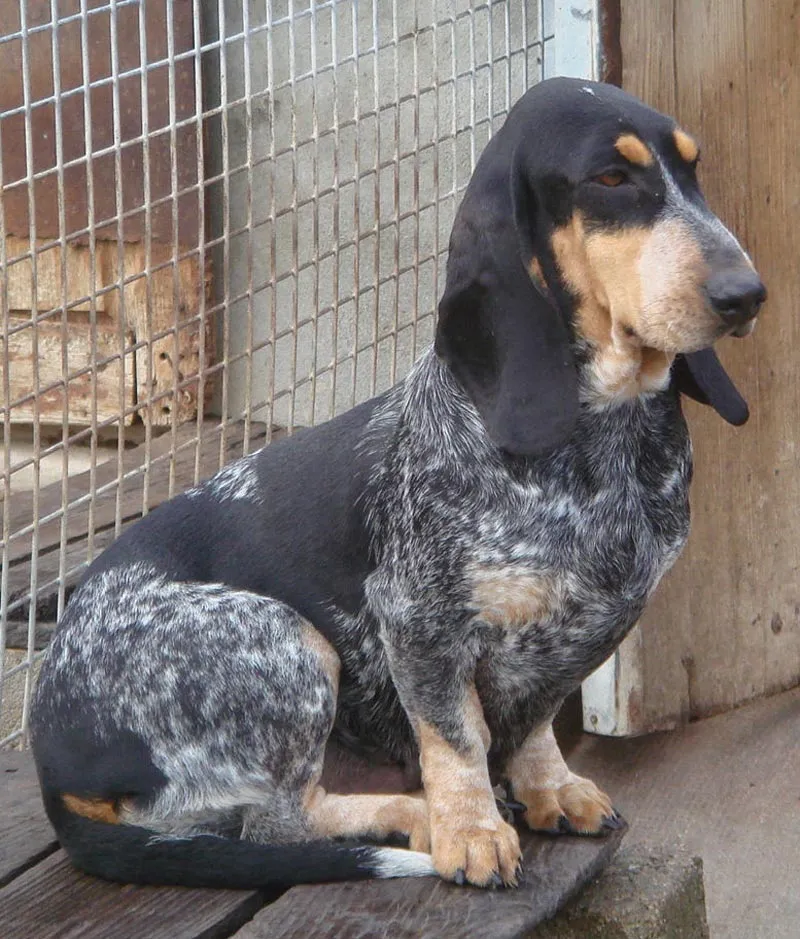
[0,0,555,747]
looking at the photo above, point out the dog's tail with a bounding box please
[53,810,435,889]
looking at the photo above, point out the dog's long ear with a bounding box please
[672,349,749,426]
[435,160,579,457]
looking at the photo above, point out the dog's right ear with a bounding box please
[435,161,579,457]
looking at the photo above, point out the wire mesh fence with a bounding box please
[0,0,563,747]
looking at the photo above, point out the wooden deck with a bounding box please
[0,749,625,939]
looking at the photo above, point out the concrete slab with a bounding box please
[535,846,709,938]
[561,688,800,939]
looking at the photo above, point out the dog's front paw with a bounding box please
[429,798,521,887]
[516,774,621,835]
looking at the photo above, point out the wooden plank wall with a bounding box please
[620,0,800,727]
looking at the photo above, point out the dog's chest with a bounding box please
[465,412,692,694]
[334,388,691,759]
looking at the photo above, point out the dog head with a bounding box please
[435,77,765,456]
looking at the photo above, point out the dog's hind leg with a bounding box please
[35,569,434,885]
[241,621,430,852]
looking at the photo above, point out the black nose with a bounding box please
[706,269,767,326]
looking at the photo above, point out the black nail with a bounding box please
[490,872,504,889]
[557,814,575,833]
[453,868,466,886]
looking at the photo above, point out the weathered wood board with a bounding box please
[0,750,58,887]
[0,748,626,939]
[235,827,626,939]
[612,0,800,730]
[1,237,212,427]
[0,851,266,939]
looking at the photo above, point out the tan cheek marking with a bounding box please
[579,227,649,397]
[550,213,593,300]
[582,226,650,331]
[673,128,699,163]
[62,794,120,824]
[614,133,653,167]
[470,565,557,629]
[552,218,677,399]
[639,346,673,391]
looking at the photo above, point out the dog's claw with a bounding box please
[490,872,504,889]
[453,868,466,886]
[601,813,625,831]
[557,813,575,834]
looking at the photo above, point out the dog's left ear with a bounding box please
[672,349,749,426]
[435,156,579,457]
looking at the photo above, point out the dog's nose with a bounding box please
[706,269,766,326]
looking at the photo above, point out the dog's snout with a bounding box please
[705,269,766,326]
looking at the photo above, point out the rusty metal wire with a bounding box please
[0,0,556,748]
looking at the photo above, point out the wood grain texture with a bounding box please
[1,239,213,428]
[0,0,199,246]
[0,851,265,939]
[0,311,134,426]
[235,827,626,939]
[0,750,58,887]
[5,236,107,312]
[620,0,800,729]
[99,242,214,427]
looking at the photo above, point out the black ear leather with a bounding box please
[672,349,749,426]
[435,163,579,457]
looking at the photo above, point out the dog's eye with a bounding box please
[593,171,628,187]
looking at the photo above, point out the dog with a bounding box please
[31,77,765,890]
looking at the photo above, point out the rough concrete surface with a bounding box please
[564,688,800,939]
[534,846,709,939]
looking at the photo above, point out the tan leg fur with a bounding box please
[506,721,615,834]
[418,687,521,886]
[305,786,430,851]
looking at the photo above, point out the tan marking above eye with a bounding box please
[594,171,627,187]
[673,128,699,164]
[613,133,653,167]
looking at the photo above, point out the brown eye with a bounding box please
[594,171,627,187]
